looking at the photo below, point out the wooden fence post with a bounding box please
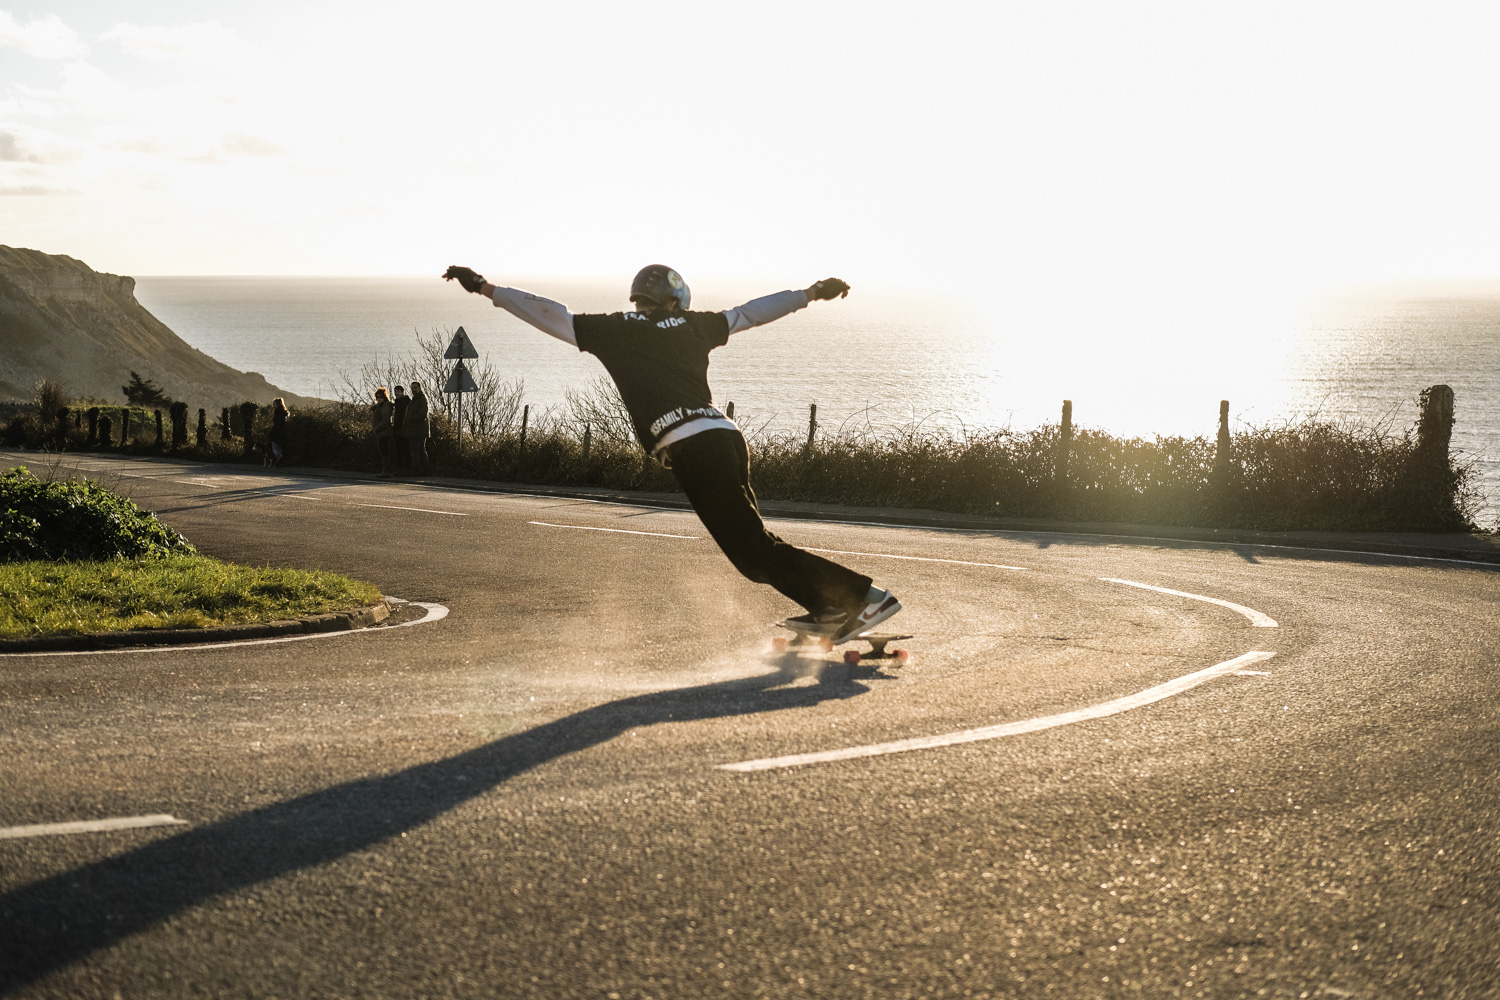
[519,404,529,453]
[170,402,188,449]
[1417,384,1455,457]
[1213,399,1232,481]
[582,423,591,462]
[807,403,818,447]
[1055,399,1072,485]
[725,401,734,420]
[1397,384,1459,526]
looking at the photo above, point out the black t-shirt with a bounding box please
[573,308,732,452]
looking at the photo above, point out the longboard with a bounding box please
[772,619,913,665]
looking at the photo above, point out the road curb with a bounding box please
[0,600,390,654]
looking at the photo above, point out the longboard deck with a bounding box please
[772,620,913,664]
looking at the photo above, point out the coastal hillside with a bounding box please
[0,246,316,409]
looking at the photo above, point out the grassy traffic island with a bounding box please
[0,466,381,638]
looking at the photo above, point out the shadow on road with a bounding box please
[0,664,865,992]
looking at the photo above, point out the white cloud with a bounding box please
[0,128,39,162]
[0,124,80,163]
[99,20,238,61]
[0,10,86,59]
[0,182,77,196]
[221,133,285,157]
[0,86,65,118]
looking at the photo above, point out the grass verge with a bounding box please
[0,554,382,637]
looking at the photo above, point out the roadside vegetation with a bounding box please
[3,330,1487,533]
[0,466,380,638]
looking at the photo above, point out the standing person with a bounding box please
[391,384,412,474]
[371,387,395,478]
[267,397,290,468]
[443,263,901,642]
[407,380,432,475]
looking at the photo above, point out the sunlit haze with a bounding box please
[5,1,1500,345]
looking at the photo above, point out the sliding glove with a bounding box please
[443,265,486,294]
[809,277,850,301]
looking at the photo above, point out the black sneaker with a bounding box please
[832,590,902,643]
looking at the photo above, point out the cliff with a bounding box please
[0,246,317,410]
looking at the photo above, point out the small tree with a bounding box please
[196,408,208,447]
[122,371,171,407]
[33,378,68,421]
[220,407,232,441]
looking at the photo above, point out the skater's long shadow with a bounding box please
[0,664,862,991]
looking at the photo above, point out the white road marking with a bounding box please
[0,814,187,840]
[529,520,701,539]
[806,547,1027,571]
[1101,578,1278,627]
[278,493,326,501]
[0,602,449,658]
[720,650,1276,772]
[353,502,467,516]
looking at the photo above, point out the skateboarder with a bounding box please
[443,263,901,642]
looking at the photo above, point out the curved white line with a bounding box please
[0,814,188,840]
[806,547,1028,571]
[529,520,701,539]
[720,650,1275,772]
[0,602,449,658]
[1102,578,1277,627]
[353,503,467,516]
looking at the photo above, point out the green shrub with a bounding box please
[0,466,196,562]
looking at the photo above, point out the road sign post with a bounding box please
[443,327,480,451]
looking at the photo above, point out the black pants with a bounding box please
[667,429,871,614]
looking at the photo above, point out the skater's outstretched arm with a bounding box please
[443,265,577,346]
[723,278,851,335]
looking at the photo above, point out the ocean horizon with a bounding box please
[133,276,1500,520]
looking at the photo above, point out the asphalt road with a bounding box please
[2,452,1497,999]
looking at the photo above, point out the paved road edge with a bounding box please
[5,449,1496,566]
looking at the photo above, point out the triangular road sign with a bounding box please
[444,326,479,360]
[444,360,479,393]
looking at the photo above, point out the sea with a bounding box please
[133,276,1500,523]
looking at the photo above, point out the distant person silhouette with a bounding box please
[443,263,900,642]
[371,387,395,478]
[266,397,289,467]
[391,384,411,474]
[407,381,432,475]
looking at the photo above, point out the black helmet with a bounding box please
[630,264,691,311]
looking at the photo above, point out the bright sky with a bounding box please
[4,1,1500,339]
